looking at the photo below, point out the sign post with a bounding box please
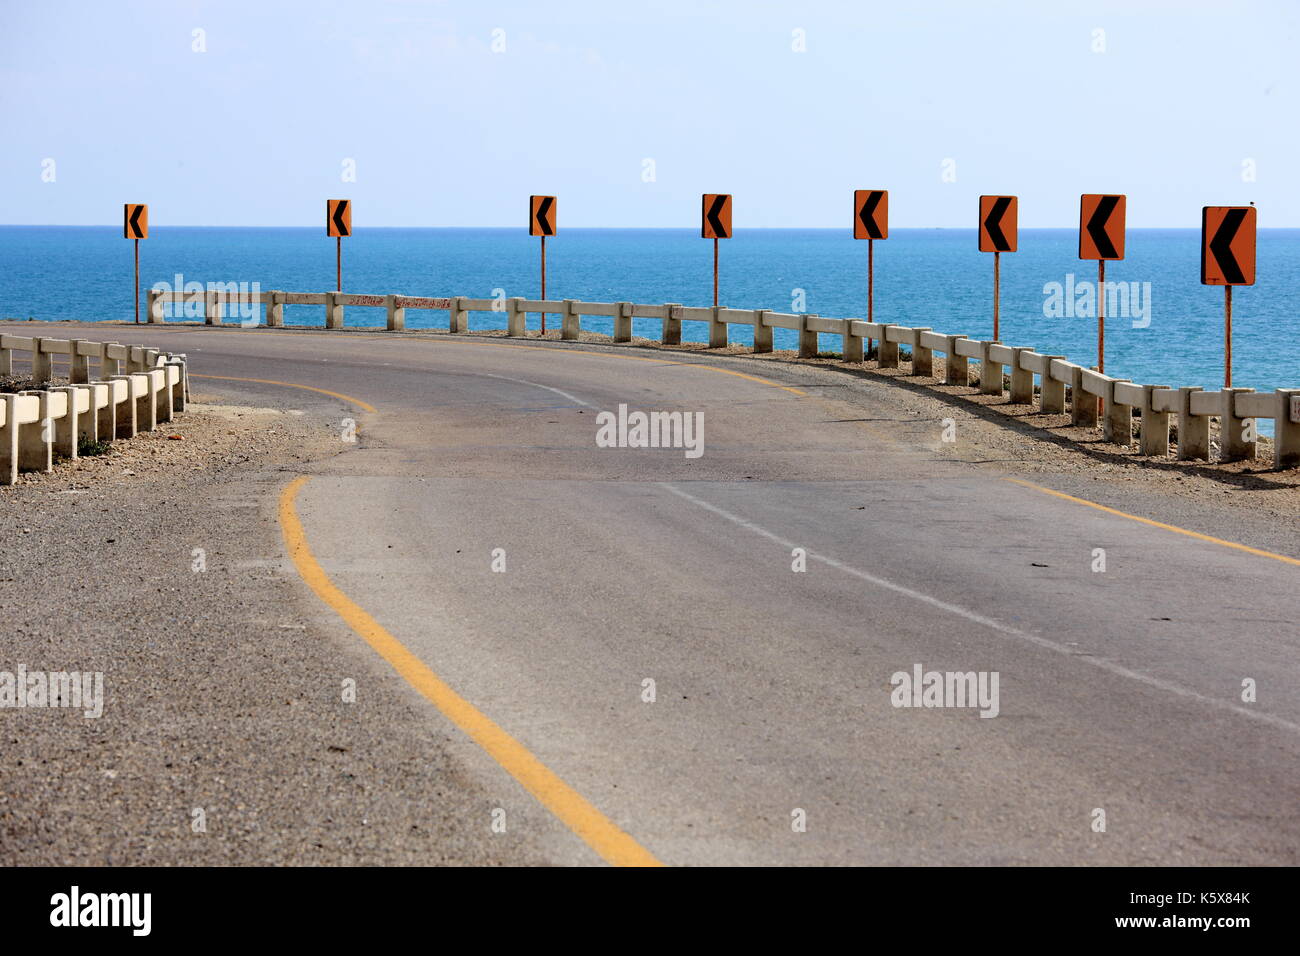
[530,195,556,334]
[978,196,1017,342]
[702,194,732,308]
[853,190,888,355]
[1201,205,1257,388]
[1079,194,1126,374]
[327,200,352,292]
[123,204,148,323]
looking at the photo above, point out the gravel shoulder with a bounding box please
[0,392,546,865]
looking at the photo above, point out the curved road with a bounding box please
[25,323,1300,866]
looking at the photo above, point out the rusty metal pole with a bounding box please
[1098,259,1105,373]
[712,238,719,309]
[992,250,1000,342]
[540,235,547,335]
[867,237,874,355]
[134,237,140,323]
[336,237,341,293]
[1225,285,1233,389]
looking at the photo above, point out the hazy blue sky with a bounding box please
[2,0,1295,228]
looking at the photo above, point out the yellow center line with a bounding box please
[1004,476,1300,567]
[278,475,663,867]
[192,374,377,413]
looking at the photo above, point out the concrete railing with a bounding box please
[147,288,1300,469]
[0,335,189,485]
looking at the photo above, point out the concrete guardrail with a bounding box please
[0,335,189,485]
[148,288,1300,469]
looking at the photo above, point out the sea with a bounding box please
[3,225,1296,407]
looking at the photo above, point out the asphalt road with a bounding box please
[9,322,1299,866]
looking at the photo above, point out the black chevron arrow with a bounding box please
[331,200,350,237]
[1209,208,1247,284]
[983,197,1012,251]
[706,195,728,237]
[858,191,884,239]
[535,196,554,235]
[127,205,145,238]
[1086,195,1120,259]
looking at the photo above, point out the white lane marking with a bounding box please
[659,482,1300,736]
[477,372,598,410]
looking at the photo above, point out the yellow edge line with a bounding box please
[1004,477,1300,568]
[277,475,663,867]
[192,374,377,413]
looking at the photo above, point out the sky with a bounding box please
[1,0,1296,228]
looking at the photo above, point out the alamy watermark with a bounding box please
[0,666,103,718]
[890,664,999,718]
[1042,273,1152,328]
[595,403,703,459]
[151,274,262,326]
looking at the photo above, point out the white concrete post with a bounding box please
[324,292,344,329]
[662,304,682,345]
[1274,390,1300,470]
[19,391,53,472]
[1220,387,1257,462]
[266,290,284,328]
[385,294,406,331]
[449,296,468,333]
[1039,357,1066,413]
[843,323,865,363]
[166,361,187,413]
[1103,380,1132,445]
[613,302,632,343]
[943,335,968,385]
[204,290,222,326]
[0,346,10,376]
[561,300,580,341]
[54,386,80,459]
[147,288,165,323]
[709,307,728,348]
[506,298,525,336]
[0,394,19,485]
[31,339,53,382]
[1139,386,1171,457]
[1070,368,1099,427]
[877,326,899,368]
[798,314,818,358]
[1176,386,1209,461]
[978,342,1003,395]
[753,310,773,353]
[111,375,137,438]
[69,341,91,384]
[1009,348,1034,404]
[910,329,933,376]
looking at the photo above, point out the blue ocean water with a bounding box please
[2,226,1297,399]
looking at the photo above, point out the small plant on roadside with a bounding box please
[77,436,111,457]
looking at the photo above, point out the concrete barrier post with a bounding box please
[1070,367,1099,427]
[843,323,865,363]
[204,290,222,326]
[54,386,81,459]
[324,292,343,329]
[506,297,525,336]
[877,326,899,368]
[1176,386,1209,461]
[1220,387,1257,462]
[449,296,469,333]
[943,335,968,385]
[798,314,818,358]
[1274,389,1300,469]
[147,288,165,324]
[613,302,633,343]
[32,339,53,382]
[752,310,773,353]
[111,375,137,438]
[135,373,157,433]
[0,394,19,485]
[96,380,116,441]
[385,294,406,331]
[662,304,682,345]
[69,341,91,384]
[166,361,186,413]
[1139,386,1171,457]
[266,291,284,328]
[1009,348,1034,404]
[1039,357,1066,413]
[561,300,580,341]
[0,345,10,376]
[910,329,932,376]
[19,391,53,473]
[1103,380,1132,444]
[979,342,1003,395]
[709,307,728,348]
